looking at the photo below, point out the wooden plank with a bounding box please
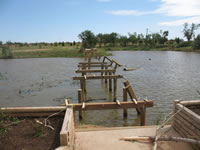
[75,69,115,73]
[79,62,107,65]
[60,108,75,148]
[67,101,153,111]
[176,103,200,125]
[180,100,200,106]
[0,106,66,113]
[78,64,112,68]
[123,80,140,114]
[73,75,123,80]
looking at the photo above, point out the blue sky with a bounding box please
[0,0,200,43]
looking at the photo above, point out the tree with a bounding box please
[78,30,97,49]
[128,32,138,46]
[119,35,129,47]
[97,33,104,48]
[193,34,200,50]
[109,32,119,47]
[183,23,200,41]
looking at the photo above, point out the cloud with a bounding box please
[157,0,200,17]
[107,0,200,26]
[97,0,112,2]
[159,16,200,26]
[107,10,156,16]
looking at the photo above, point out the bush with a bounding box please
[193,35,200,50]
[177,41,192,48]
[0,45,13,58]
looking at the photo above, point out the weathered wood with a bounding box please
[113,78,117,101]
[73,75,123,80]
[0,106,66,113]
[116,100,121,105]
[76,69,115,73]
[112,59,122,67]
[140,106,146,126]
[67,101,153,111]
[180,100,200,106]
[174,114,200,137]
[60,108,75,148]
[123,87,128,118]
[123,80,140,114]
[78,89,83,120]
[176,103,200,125]
[120,136,200,145]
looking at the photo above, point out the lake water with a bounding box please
[0,51,200,126]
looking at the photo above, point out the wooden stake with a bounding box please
[105,67,108,83]
[109,72,112,92]
[123,87,128,118]
[78,89,83,120]
[113,78,117,101]
[140,105,146,126]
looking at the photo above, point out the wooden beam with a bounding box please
[60,108,75,148]
[73,75,123,80]
[75,69,115,73]
[78,64,112,68]
[79,62,107,65]
[68,101,153,111]
[123,80,140,114]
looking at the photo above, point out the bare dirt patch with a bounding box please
[0,117,63,150]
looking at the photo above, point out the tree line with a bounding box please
[78,23,200,50]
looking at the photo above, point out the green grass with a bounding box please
[0,45,195,59]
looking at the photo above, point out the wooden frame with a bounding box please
[60,108,75,149]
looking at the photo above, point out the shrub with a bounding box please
[192,35,200,50]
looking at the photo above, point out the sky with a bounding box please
[0,0,200,43]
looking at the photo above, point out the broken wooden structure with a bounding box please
[172,100,200,149]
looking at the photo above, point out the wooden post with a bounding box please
[140,105,146,126]
[109,72,112,92]
[80,80,86,101]
[105,67,108,83]
[123,87,128,118]
[78,89,83,120]
[82,64,86,76]
[113,78,117,101]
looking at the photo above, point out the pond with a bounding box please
[0,51,200,126]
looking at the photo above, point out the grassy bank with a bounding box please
[0,45,197,59]
[0,46,111,59]
[104,46,194,52]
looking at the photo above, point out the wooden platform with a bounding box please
[73,126,193,150]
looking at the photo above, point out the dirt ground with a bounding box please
[0,117,63,150]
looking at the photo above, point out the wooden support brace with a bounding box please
[123,80,140,114]
[82,102,85,109]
